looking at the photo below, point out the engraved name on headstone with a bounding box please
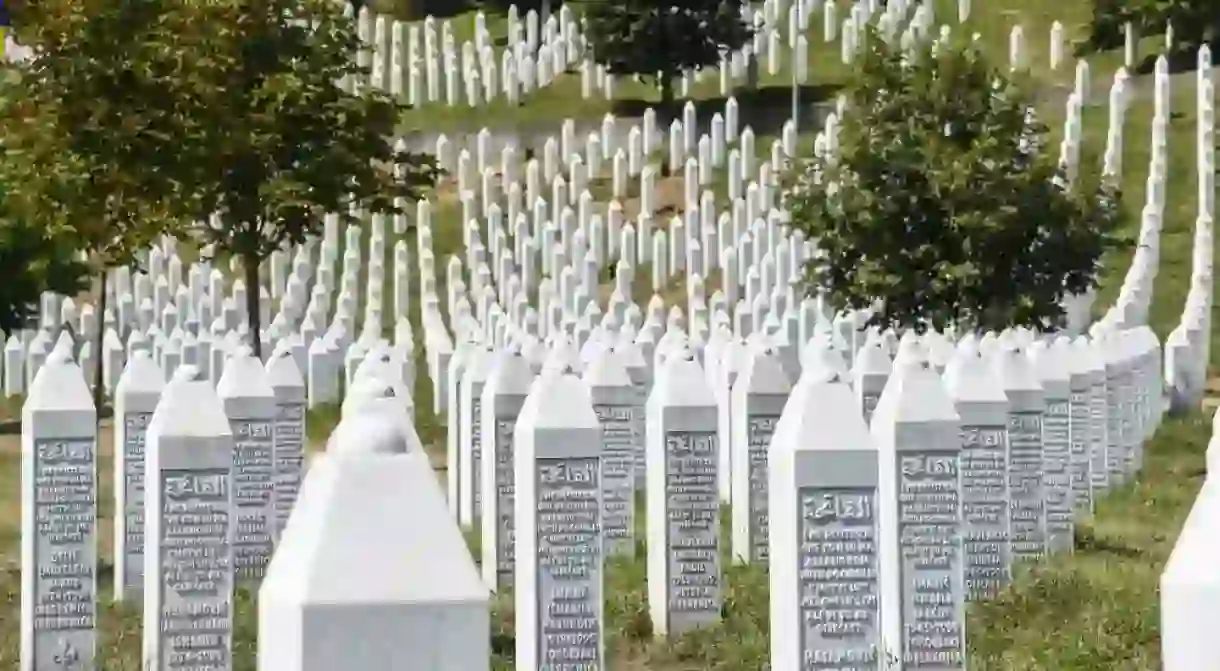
[218,350,277,581]
[998,346,1046,562]
[481,346,534,590]
[746,416,778,561]
[22,357,99,671]
[535,458,603,669]
[1068,336,1102,514]
[595,405,635,555]
[1030,340,1073,554]
[460,344,492,527]
[267,350,307,542]
[731,346,790,564]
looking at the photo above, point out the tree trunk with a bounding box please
[660,74,675,177]
[244,254,263,359]
[91,269,107,417]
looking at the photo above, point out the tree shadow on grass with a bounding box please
[1131,39,1220,76]
[607,82,842,138]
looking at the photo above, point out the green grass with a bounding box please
[1,0,1216,668]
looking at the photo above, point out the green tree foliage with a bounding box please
[1135,0,1220,54]
[784,33,1127,334]
[584,0,752,112]
[182,0,439,357]
[2,0,210,406]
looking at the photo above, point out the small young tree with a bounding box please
[3,0,210,409]
[184,0,438,358]
[584,0,751,113]
[785,33,1127,334]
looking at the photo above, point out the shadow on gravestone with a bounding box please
[114,351,165,602]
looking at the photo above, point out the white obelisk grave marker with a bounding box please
[874,353,967,669]
[114,351,165,601]
[647,349,722,636]
[142,366,236,671]
[514,370,606,670]
[770,353,881,671]
[21,353,99,671]
[480,345,535,591]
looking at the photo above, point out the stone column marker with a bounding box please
[142,365,236,671]
[114,350,165,601]
[21,354,98,671]
[586,344,638,557]
[266,349,307,543]
[873,353,966,669]
[770,352,881,671]
[647,348,722,636]
[514,369,605,670]
[479,345,535,591]
[730,345,791,564]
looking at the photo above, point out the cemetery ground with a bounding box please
[0,1,1216,670]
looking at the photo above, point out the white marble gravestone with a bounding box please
[217,347,278,581]
[479,346,536,591]
[586,345,638,557]
[142,367,236,671]
[259,413,489,671]
[1029,339,1074,553]
[1160,480,1220,671]
[769,357,881,671]
[21,355,98,671]
[944,346,1011,600]
[996,343,1047,562]
[459,344,493,527]
[514,370,605,670]
[873,355,966,669]
[730,346,791,564]
[266,349,307,543]
[114,351,165,601]
[646,349,722,636]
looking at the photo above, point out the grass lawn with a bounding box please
[0,0,1214,668]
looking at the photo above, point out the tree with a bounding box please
[1,0,208,409]
[784,32,1127,334]
[1135,0,1219,56]
[584,0,751,115]
[181,0,438,358]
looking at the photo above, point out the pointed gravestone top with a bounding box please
[778,357,872,451]
[1028,338,1071,388]
[261,450,487,604]
[994,343,1042,393]
[487,345,535,395]
[518,370,599,433]
[943,346,1008,403]
[738,347,792,395]
[801,340,851,385]
[892,332,925,368]
[872,352,959,425]
[150,373,232,438]
[26,354,92,412]
[216,346,275,399]
[117,350,166,395]
[326,411,414,456]
[265,348,305,388]
[584,345,633,388]
[854,335,892,377]
[651,348,716,408]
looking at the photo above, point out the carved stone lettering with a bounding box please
[535,457,602,671]
[472,396,483,517]
[959,426,1009,600]
[665,431,721,631]
[122,412,153,592]
[157,468,233,671]
[1042,400,1073,552]
[633,386,647,489]
[747,415,779,563]
[897,451,965,668]
[1007,411,1045,561]
[1089,380,1109,492]
[1104,372,1123,482]
[273,402,305,538]
[231,419,274,580]
[797,487,880,670]
[1117,369,1137,474]
[594,404,635,556]
[1067,391,1093,513]
[32,439,98,669]
[494,418,516,577]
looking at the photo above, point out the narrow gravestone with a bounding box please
[21,354,99,670]
[114,351,165,602]
[260,412,489,670]
[514,370,605,670]
[995,343,1046,562]
[769,355,881,671]
[1068,336,1101,515]
[459,344,493,527]
[944,345,1012,600]
[1028,339,1074,553]
[216,347,278,582]
[730,345,791,564]
[265,349,307,543]
[647,348,722,636]
[585,345,639,557]
[873,354,966,669]
[479,345,535,591]
[142,366,236,671]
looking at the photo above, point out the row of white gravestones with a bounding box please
[20,344,309,670]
